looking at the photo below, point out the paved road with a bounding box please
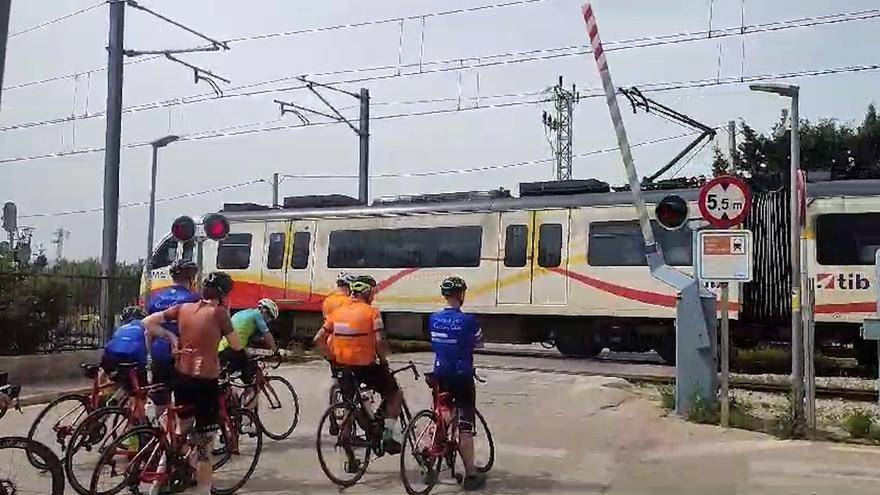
[5,353,880,494]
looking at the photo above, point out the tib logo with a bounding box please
[817,273,871,290]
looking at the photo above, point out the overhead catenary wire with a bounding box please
[8,1,106,39]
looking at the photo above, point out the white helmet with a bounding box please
[257,298,279,320]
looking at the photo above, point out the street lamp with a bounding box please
[143,134,180,308]
[750,82,803,422]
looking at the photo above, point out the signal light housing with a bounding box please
[171,216,196,242]
[655,195,689,231]
[203,213,230,241]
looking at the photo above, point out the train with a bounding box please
[143,179,880,365]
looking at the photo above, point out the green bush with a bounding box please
[658,384,676,411]
[844,408,875,439]
[687,393,719,424]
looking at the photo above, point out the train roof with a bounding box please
[221,179,880,222]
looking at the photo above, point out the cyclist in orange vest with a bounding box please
[323,272,355,318]
[314,275,404,458]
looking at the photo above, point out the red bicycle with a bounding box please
[399,371,495,495]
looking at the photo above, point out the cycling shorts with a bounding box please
[219,348,257,385]
[100,354,147,394]
[339,363,399,400]
[173,373,220,433]
[437,375,476,432]
[150,359,175,406]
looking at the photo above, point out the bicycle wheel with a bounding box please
[65,406,130,495]
[89,426,163,495]
[399,410,442,495]
[26,393,90,469]
[0,437,65,495]
[473,409,495,473]
[256,376,300,440]
[316,402,371,487]
[212,408,263,495]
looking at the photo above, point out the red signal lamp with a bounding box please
[171,216,196,242]
[655,195,689,231]
[203,213,230,241]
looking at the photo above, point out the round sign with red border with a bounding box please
[698,175,751,228]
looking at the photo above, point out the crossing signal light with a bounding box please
[171,216,196,242]
[655,195,689,231]
[203,213,230,241]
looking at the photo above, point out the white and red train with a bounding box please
[144,179,880,364]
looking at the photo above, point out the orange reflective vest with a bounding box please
[326,300,383,366]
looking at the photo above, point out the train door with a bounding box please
[286,221,318,304]
[262,221,290,300]
[497,211,533,304]
[531,210,569,305]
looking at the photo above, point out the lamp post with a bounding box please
[143,135,180,308]
[750,82,802,423]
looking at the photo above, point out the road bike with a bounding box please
[0,436,65,495]
[227,352,300,440]
[399,371,495,495]
[89,370,262,495]
[316,361,419,487]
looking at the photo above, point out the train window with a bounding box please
[216,233,252,270]
[588,220,693,266]
[151,238,178,269]
[816,213,880,265]
[504,225,528,267]
[291,231,311,269]
[327,226,483,268]
[538,224,563,268]
[266,233,285,269]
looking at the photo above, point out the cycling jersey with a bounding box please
[325,300,383,366]
[104,320,148,363]
[218,308,269,352]
[429,307,482,377]
[322,291,349,318]
[148,284,199,363]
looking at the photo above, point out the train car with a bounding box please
[143,179,880,364]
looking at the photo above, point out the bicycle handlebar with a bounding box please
[474,370,486,384]
[390,361,420,381]
[249,351,283,369]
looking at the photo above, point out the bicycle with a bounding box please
[399,371,495,495]
[89,369,262,495]
[27,363,127,469]
[64,363,167,495]
[0,437,65,495]
[227,352,300,440]
[316,361,419,487]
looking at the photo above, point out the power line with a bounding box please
[19,179,265,219]
[4,6,878,131]
[2,55,160,92]
[8,1,106,39]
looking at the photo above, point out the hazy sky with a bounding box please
[2,0,879,261]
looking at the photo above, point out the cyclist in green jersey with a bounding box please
[219,299,279,383]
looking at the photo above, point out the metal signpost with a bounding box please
[860,251,880,408]
[583,3,718,415]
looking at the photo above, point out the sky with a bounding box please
[2,0,880,261]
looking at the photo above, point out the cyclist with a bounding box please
[218,298,279,383]
[146,259,199,418]
[101,306,149,394]
[323,272,355,318]
[429,276,486,491]
[142,271,244,495]
[313,275,404,458]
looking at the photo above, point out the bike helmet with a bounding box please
[257,298,279,320]
[440,276,468,296]
[169,258,198,276]
[349,275,377,295]
[120,306,147,324]
[336,272,356,287]
[203,271,234,296]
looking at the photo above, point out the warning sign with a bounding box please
[696,229,753,282]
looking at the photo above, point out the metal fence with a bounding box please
[0,271,140,355]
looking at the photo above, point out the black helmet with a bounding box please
[440,276,467,296]
[169,259,197,276]
[121,306,147,324]
[203,271,234,296]
[349,275,377,295]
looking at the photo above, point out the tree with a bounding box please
[710,145,730,177]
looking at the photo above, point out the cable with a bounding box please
[2,56,161,92]
[4,6,878,128]
[19,179,265,219]
[8,1,106,39]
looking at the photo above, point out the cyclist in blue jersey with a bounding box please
[101,306,149,393]
[429,276,486,491]
[147,259,199,415]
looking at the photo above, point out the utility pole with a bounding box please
[272,173,280,207]
[52,228,70,262]
[0,0,11,114]
[359,88,370,205]
[275,79,371,204]
[542,76,579,181]
[99,0,125,339]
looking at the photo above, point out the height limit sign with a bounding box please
[698,175,751,228]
